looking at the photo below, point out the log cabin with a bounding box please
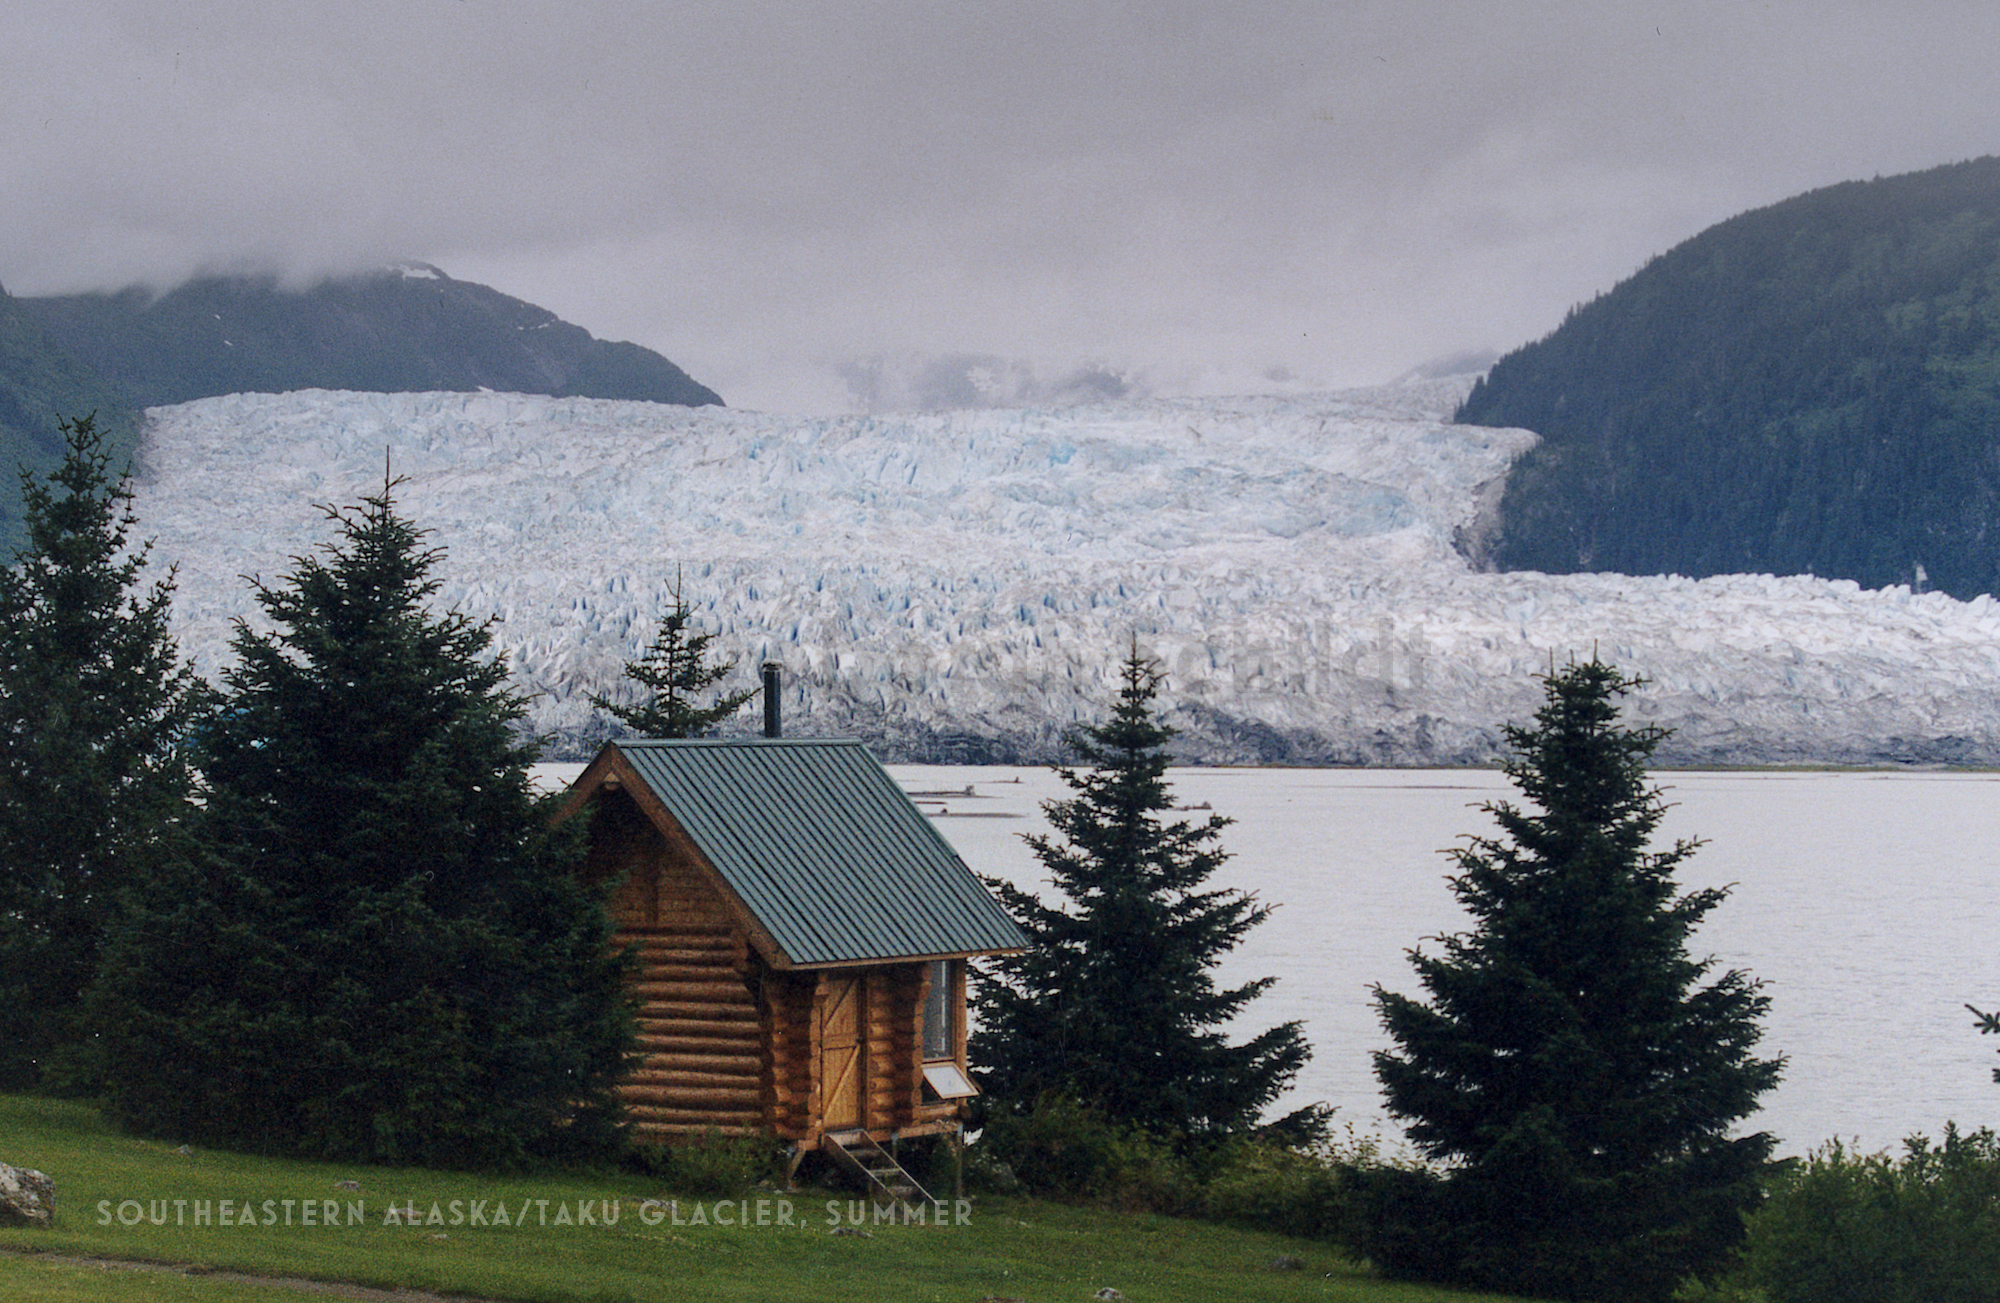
[553,737,1026,1183]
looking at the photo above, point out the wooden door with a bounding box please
[820,974,863,1130]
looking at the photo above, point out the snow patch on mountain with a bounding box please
[127,385,2000,764]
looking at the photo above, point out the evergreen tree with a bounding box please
[971,646,1311,1137]
[85,476,631,1167]
[1364,660,1781,1302]
[591,570,754,737]
[0,414,204,1088]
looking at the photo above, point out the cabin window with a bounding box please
[922,958,955,1061]
[921,960,979,1100]
[922,1061,978,1099]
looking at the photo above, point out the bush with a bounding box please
[1193,1136,1346,1239]
[629,1130,783,1197]
[976,1095,1394,1241]
[1337,1161,1468,1286]
[897,1134,968,1200]
[976,1095,1193,1210]
[961,1138,1022,1195]
[1681,1124,2000,1303]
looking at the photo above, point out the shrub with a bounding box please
[961,1138,1023,1195]
[976,1095,1192,1210]
[896,1134,969,1200]
[629,1130,783,1197]
[976,1095,1397,1241]
[1189,1123,1401,1241]
[1193,1136,1346,1239]
[1681,1124,2000,1303]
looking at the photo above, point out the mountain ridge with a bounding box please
[1459,154,2000,598]
[16,262,722,411]
[0,262,720,552]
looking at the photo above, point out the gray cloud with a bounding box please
[6,1,2000,411]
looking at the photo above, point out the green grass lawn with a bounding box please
[0,1095,1536,1303]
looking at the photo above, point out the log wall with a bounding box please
[761,971,817,1140]
[868,966,920,1130]
[588,790,764,1140]
[617,920,763,1140]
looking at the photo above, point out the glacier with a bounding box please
[125,381,2000,765]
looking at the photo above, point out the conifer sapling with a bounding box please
[592,569,754,738]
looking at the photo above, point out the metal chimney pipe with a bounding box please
[762,662,782,738]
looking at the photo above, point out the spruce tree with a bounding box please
[591,570,754,737]
[86,476,631,1167]
[1364,659,1781,1302]
[971,646,1311,1137]
[0,414,204,1088]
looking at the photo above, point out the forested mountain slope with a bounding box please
[0,287,140,549]
[1459,156,2000,598]
[17,263,721,411]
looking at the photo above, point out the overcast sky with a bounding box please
[7,1,2000,412]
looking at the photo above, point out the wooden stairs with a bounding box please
[821,1130,934,1211]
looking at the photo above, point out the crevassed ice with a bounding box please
[127,386,2000,764]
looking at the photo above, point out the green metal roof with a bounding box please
[607,738,1027,967]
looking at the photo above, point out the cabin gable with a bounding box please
[577,786,764,1137]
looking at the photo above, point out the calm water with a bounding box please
[892,765,2000,1157]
